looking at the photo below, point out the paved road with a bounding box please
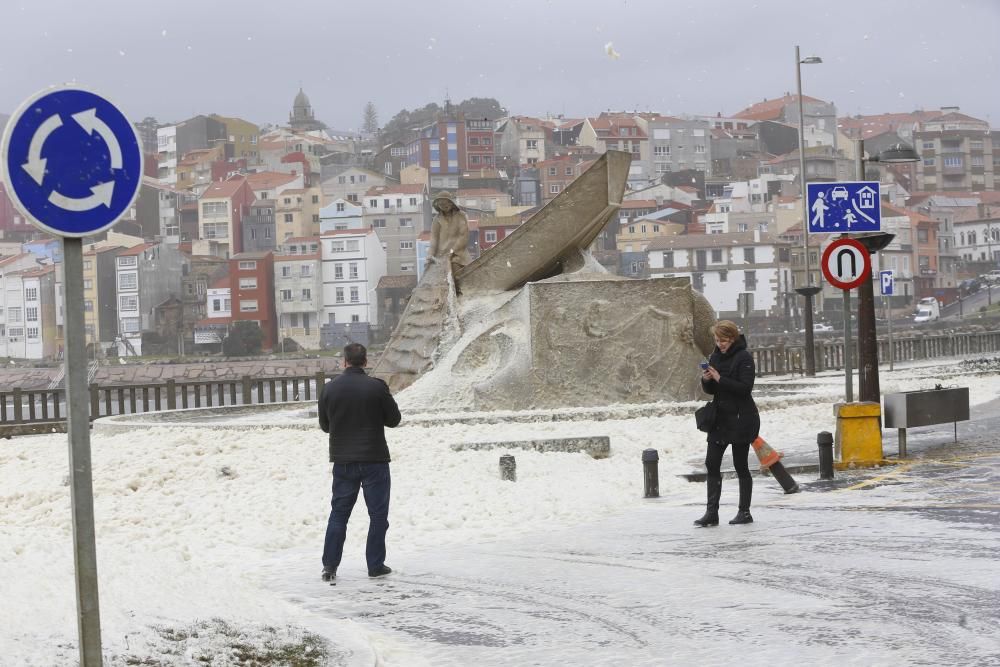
[270,413,1000,666]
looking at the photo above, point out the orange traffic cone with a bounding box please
[751,436,782,468]
[752,436,800,494]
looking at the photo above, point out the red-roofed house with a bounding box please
[496,116,547,167]
[732,94,838,150]
[229,251,277,351]
[578,114,650,184]
[197,175,256,257]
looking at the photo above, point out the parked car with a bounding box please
[913,297,940,323]
[959,278,982,295]
[981,270,1000,285]
[799,322,834,333]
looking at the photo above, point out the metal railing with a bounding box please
[1,372,335,435]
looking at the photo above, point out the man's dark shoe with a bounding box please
[729,510,754,525]
[693,510,719,527]
[368,565,392,578]
[321,568,337,583]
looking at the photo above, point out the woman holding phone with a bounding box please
[694,320,760,527]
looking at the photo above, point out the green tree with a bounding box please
[362,101,379,136]
[222,321,264,357]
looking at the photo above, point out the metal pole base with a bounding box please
[767,460,800,494]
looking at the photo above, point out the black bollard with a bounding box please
[499,454,516,482]
[642,448,659,498]
[817,431,834,480]
[768,460,800,494]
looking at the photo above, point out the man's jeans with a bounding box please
[322,462,390,572]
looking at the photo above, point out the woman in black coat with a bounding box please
[695,320,760,527]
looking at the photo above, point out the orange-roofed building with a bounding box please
[197,175,256,258]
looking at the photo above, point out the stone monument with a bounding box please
[372,151,716,411]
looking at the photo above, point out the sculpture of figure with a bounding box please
[427,191,471,272]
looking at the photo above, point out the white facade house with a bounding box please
[156,125,178,184]
[363,184,428,276]
[0,253,45,359]
[320,230,387,327]
[318,198,365,233]
[954,215,1000,264]
[274,237,323,349]
[646,231,792,317]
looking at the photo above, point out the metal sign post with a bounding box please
[880,269,895,372]
[1,85,143,666]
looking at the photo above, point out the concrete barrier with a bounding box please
[451,436,611,459]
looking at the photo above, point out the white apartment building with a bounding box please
[320,229,387,327]
[363,184,428,276]
[274,237,323,349]
[156,125,178,184]
[0,253,45,359]
[318,198,364,233]
[647,231,792,317]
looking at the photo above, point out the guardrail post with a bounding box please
[13,388,23,423]
[499,454,516,481]
[166,379,176,410]
[642,448,659,498]
[241,376,252,405]
[817,431,834,480]
[88,384,99,420]
[315,371,326,399]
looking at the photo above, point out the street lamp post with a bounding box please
[794,46,823,376]
[855,143,920,403]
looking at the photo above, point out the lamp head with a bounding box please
[800,56,823,65]
[870,143,921,164]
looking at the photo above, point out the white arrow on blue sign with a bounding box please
[0,85,143,237]
[806,181,881,234]
[880,270,894,296]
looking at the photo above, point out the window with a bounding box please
[281,265,292,277]
[224,298,231,311]
[384,199,390,209]
[239,300,258,312]
[399,218,412,227]
[369,199,378,208]
[7,326,23,338]
[312,195,320,204]
[400,263,414,272]
[484,230,497,243]
[336,202,345,212]
[238,260,257,270]
[280,289,292,301]
[301,288,311,300]
[943,156,963,168]
[335,287,344,303]
[284,214,293,223]
[662,251,674,268]
[737,223,749,233]
[359,175,367,183]
[84,300,94,312]
[744,248,755,264]
[346,240,360,251]
[120,317,141,333]
[548,167,557,176]
[350,286,360,303]
[300,265,312,277]
[409,197,417,206]
[526,139,538,149]
[23,306,38,322]
[971,155,984,167]
[711,249,722,263]
[118,272,137,291]
[694,144,705,153]
[202,201,227,216]
[118,256,137,268]
[922,141,934,150]
[24,287,38,301]
[971,140,984,151]
[83,260,92,270]
[338,176,346,184]
[351,314,360,323]
[335,264,344,279]
[692,273,704,291]
[212,299,222,312]
[550,184,560,194]
[239,277,257,289]
[918,228,929,243]
[400,240,414,250]
[349,263,359,279]
[744,271,757,291]
[119,295,138,311]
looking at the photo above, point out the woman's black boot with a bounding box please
[728,510,754,525]
[694,478,722,527]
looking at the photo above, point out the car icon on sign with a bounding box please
[831,186,849,201]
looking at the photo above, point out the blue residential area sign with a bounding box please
[806,181,881,234]
[0,86,143,237]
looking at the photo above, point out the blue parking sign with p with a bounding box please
[880,270,894,296]
[807,181,881,234]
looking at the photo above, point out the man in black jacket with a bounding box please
[318,343,401,582]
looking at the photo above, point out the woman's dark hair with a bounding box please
[343,342,367,367]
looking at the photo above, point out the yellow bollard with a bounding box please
[834,402,883,466]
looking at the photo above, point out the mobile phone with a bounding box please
[699,362,710,370]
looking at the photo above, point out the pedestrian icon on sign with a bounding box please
[810,191,829,229]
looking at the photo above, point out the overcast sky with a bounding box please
[1,0,997,132]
